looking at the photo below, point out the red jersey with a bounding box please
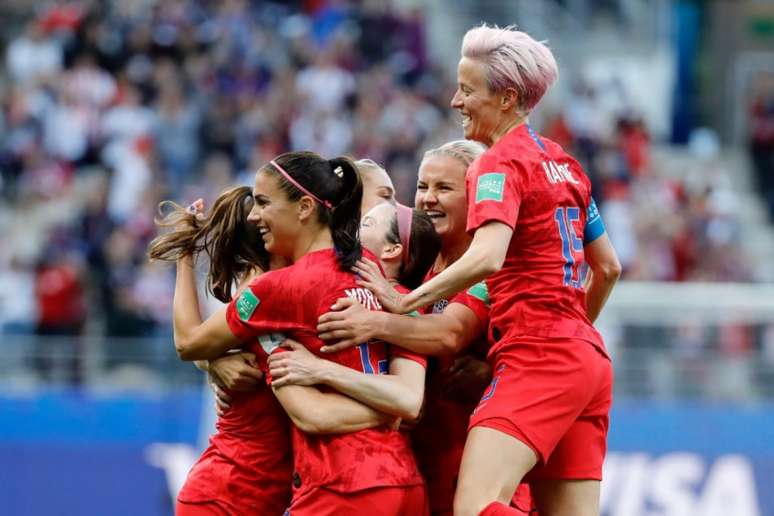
[392,284,431,369]
[226,249,424,493]
[177,380,292,514]
[465,123,605,357]
[411,271,490,513]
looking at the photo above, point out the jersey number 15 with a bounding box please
[554,207,584,289]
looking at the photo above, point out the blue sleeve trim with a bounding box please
[584,197,606,244]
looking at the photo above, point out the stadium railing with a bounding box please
[2,281,774,400]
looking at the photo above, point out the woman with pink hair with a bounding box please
[356,25,621,516]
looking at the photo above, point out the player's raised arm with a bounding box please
[172,254,242,360]
[148,192,259,362]
[398,221,512,313]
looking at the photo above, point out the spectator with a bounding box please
[33,247,87,383]
[153,75,201,189]
[0,255,38,336]
[6,20,63,85]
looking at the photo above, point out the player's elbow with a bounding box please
[174,336,196,361]
[597,256,622,284]
[478,243,507,277]
[407,395,423,421]
[479,253,504,277]
[291,416,323,434]
[397,381,425,421]
[174,334,210,361]
[398,391,423,421]
[437,327,466,356]
[291,405,336,435]
[470,228,508,277]
[587,236,622,285]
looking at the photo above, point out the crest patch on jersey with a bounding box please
[475,173,505,203]
[236,289,260,321]
[467,281,490,305]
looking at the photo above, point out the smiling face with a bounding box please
[450,57,506,146]
[415,154,468,244]
[247,171,302,260]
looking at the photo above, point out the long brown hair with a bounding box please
[148,186,268,303]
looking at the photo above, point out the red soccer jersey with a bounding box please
[177,381,292,514]
[225,249,424,493]
[411,270,490,513]
[465,123,606,357]
[392,284,431,369]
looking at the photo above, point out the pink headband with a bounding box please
[396,203,412,266]
[270,160,333,210]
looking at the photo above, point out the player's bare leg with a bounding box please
[453,426,537,516]
[531,479,600,516]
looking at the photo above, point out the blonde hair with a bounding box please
[461,24,558,113]
[355,158,396,205]
[355,158,392,182]
[354,158,385,174]
[423,140,487,168]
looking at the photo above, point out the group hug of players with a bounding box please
[148,24,621,516]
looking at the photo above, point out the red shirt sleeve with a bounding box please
[225,271,299,342]
[449,280,490,330]
[390,344,427,369]
[466,151,524,233]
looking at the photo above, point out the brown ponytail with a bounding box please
[147,202,200,260]
[148,186,269,302]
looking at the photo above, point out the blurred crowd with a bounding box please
[0,0,761,359]
[545,79,751,284]
[0,0,460,348]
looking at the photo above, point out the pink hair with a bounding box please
[461,24,558,112]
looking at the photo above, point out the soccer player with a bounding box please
[207,157,396,417]
[149,186,396,516]
[317,140,533,516]
[167,152,428,515]
[266,201,441,414]
[357,26,622,516]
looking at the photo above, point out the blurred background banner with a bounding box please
[0,1,772,515]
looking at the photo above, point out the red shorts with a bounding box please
[286,484,429,516]
[469,337,612,480]
[511,483,534,515]
[175,500,230,516]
